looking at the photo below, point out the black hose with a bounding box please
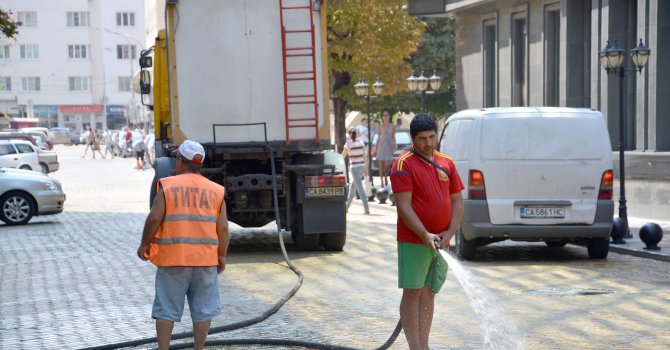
[79,147,402,350]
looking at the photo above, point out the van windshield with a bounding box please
[481,116,605,160]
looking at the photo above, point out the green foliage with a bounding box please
[344,17,457,120]
[0,9,21,39]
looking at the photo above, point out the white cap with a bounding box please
[177,140,205,164]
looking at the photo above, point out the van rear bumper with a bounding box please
[461,200,614,241]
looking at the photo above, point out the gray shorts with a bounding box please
[152,266,221,323]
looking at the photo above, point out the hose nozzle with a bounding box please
[433,240,441,251]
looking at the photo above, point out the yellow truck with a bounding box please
[140,0,346,250]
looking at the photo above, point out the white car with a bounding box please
[0,140,42,172]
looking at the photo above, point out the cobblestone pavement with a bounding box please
[1,145,669,349]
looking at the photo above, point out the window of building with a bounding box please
[68,45,89,59]
[116,45,137,59]
[544,4,560,106]
[21,77,40,91]
[482,15,497,108]
[20,44,39,59]
[0,77,11,91]
[17,12,37,27]
[0,45,9,59]
[116,12,135,26]
[67,12,90,27]
[511,11,528,107]
[69,77,90,91]
[118,77,131,92]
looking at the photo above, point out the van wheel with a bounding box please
[321,232,346,251]
[545,240,568,247]
[587,238,609,259]
[40,163,49,174]
[455,228,476,260]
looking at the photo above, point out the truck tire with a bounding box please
[321,233,346,251]
[454,227,477,261]
[150,157,176,209]
[587,238,609,259]
[292,206,320,251]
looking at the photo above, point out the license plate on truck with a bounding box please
[520,207,565,218]
[305,187,345,197]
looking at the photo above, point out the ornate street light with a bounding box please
[354,77,383,186]
[407,70,441,111]
[598,38,651,243]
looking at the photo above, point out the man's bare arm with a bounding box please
[137,188,166,260]
[216,199,230,274]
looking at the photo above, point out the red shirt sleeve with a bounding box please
[390,153,412,192]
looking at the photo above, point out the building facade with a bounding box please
[409,0,669,152]
[0,0,146,132]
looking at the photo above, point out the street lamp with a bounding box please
[407,70,441,111]
[101,28,145,128]
[598,39,651,243]
[354,77,384,186]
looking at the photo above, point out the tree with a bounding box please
[375,17,457,120]
[0,9,21,39]
[327,0,424,149]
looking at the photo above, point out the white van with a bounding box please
[439,107,614,260]
[0,140,42,172]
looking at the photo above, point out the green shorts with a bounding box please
[397,242,433,289]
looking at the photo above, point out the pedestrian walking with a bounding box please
[341,128,369,215]
[80,126,93,159]
[133,133,146,170]
[390,114,464,350]
[102,128,115,159]
[137,140,229,350]
[374,110,396,187]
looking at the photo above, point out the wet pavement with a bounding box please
[1,145,669,349]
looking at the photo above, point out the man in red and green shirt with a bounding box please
[390,114,464,350]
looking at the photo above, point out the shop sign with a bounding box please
[60,105,103,113]
[106,105,128,114]
[33,105,58,116]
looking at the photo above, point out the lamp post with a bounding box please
[598,39,651,243]
[102,28,145,128]
[354,77,384,185]
[407,70,441,111]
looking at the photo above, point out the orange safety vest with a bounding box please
[149,173,225,267]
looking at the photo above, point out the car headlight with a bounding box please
[42,181,59,191]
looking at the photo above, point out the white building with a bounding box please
[0,0,146,132]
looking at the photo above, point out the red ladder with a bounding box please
[279,0,319,143]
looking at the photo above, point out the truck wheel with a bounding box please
[321,233,346,251]
[292,206,320,251]
[587,238,609,259]
[0,191,35,225]
[454,227,476,260]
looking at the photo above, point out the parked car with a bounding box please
[0,140,41,172]
[0,130,39,147]
[49,127,74,145]
[37,147,59,174]
[370,129,412,175]
[0,167,66,225]
[21,128,53,149]
[439,107,614,260]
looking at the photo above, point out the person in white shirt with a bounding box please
[341,128,370,215]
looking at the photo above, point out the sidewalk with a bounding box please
[351,181,670,262]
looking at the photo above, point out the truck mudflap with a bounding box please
[297,174,346,234]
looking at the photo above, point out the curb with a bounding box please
[608,245,670,262]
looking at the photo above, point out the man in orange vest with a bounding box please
[137,140,228,350]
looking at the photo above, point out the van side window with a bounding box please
[441,120,472,161]
[15,144,35,154]
[0,144,17,155]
